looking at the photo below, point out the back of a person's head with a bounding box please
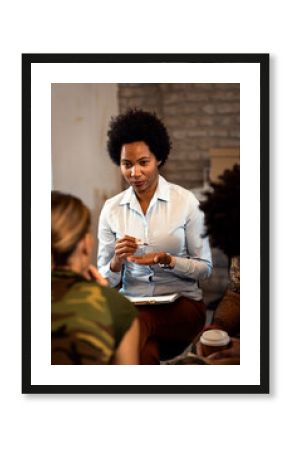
[51,191,91,267]
[200,164,240,258]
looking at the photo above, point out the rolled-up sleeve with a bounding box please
[168,201,212,280]
[97,203,122,287]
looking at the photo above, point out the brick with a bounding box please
[165,116,199,128]
[163,91,210,104]
[212,83,240,90]
[194,138,217,150]
[172,129,208,139]
[202,104,216,114]
[208,128,229,137]
[210,90,240,101]
[165,159,206,171]
[119,84,160,98]
[164,103,202,115]
[215,138,240,147]
[214,116,238,127]
[165,168,206,181]
[196,116,215,127]
[170,150,205,161]
[229,129,240,138]
[216,103,240,114]
[160,83,215,91]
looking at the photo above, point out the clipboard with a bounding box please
[125,293,179,305]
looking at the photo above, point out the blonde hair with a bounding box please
[51,191,91,267]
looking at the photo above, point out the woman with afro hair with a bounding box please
[97,109,212,364]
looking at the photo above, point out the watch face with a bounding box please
[159,263,170,269]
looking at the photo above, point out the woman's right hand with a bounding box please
[110,235,138,272]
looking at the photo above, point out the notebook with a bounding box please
[126,293,179,305]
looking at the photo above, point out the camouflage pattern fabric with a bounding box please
[52,269,121,364]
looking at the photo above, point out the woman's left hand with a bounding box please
[127,252,172,266]
[83,264,108,286]
[196,337,240,365]
[207,337,240,361]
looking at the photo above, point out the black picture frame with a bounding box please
[22,53,269,394]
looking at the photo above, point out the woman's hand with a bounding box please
[110,235,138,272]
[206,337,240,361]
[127,252,172,266]
[196,337,240,365]
[83,264,108,286]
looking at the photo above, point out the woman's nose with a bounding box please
[131,165,141,177]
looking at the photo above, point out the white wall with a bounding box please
[51,83,122,258]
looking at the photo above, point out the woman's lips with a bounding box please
[132,181,145,187]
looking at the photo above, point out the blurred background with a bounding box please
[51,83,240,306]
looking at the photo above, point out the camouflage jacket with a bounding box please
[52,269,137,364]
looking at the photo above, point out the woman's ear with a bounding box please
[77,233,93,257]
[83,232,94,257]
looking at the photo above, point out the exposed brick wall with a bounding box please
[118,83,240,189]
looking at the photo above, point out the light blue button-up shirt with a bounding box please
[97,176,212,300]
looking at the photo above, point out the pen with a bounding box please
[136,239,149,246]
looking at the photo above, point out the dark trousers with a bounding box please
[137,296,206,364]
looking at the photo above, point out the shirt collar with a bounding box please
[155,175,170,201]
[119,185,133,205]
[119,175,170,206]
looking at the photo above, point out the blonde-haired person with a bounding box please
[51,191,139,365]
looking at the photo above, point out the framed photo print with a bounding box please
[22,53,269,394]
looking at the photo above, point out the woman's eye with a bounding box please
[140,160,149,166]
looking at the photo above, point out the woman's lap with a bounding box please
[137,296,206,364]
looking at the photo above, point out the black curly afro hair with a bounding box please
[199,164,240,258]
[106,109,172,167]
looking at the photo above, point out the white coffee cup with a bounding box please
[200,329,230,357]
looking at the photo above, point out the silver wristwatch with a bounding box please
[159,253,175,269]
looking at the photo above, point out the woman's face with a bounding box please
[120,141,161,195]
